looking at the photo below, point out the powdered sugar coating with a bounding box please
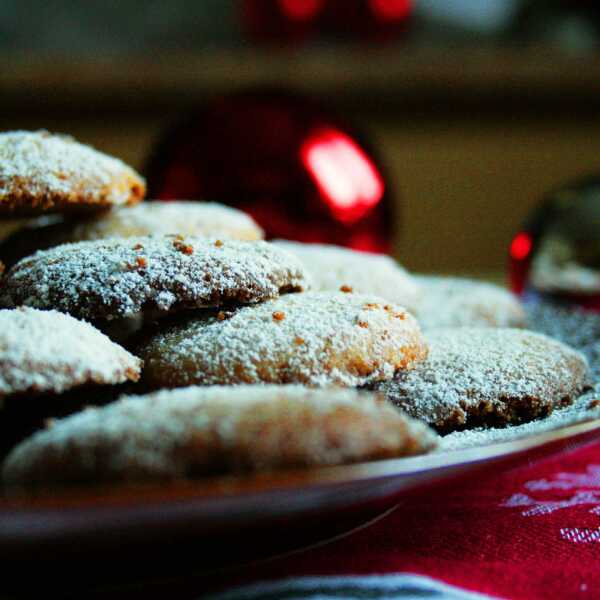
[2,385,438,485]
[370,328,590,432]
[0,236,308,320]
[274,240,422,313]
[138,292,428,389]
[0,131,145,214]
[415,275,526,330]
[69,201,264,242]
[439,301,600,449]
[0,307,141,398]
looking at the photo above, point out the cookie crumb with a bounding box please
[136,256,147,268]
[133,243,144,251]
[173,239,194,255]
[588,399,600,409]
[340,284,353,293]
[273,311,285,321]
[357,320,369,328]
[294,336,305,345]
[364,302,380,310]
[214,239,224,248]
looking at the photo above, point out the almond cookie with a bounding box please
[415,275,526,330]
[137,292,428,389]
[0,307,141,398]
[0,203,264,269]
[0,307,142,455]
[368,328,591,433]
[2,385,438,486]
[0,130,145,215]
[0,237,307,320]
[274,240,421,313]
[67,201,264,242]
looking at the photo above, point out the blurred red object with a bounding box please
[243,0,325,44]
[323,0,413,42]
[145,89,394,253]
[243,0,413,44]
[509,176,600,311]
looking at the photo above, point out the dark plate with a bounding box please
[1,418,600,594]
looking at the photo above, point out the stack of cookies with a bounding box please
[0,131,591,490]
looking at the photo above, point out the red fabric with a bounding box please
[205,440,600,599]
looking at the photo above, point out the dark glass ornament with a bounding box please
[509,175,600,311]
[145,89,394,253]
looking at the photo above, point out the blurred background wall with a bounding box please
[2,0,600,279]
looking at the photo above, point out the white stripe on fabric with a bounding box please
[205,573,502,600]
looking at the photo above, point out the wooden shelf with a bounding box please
[2,44,600,112]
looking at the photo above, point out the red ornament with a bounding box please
[242,0,413,45]
[322,0,413,42]
[509,176,600,311]
[242,0,325,44]
[145,89,394,253]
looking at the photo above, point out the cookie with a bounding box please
[0,203,264,269]
[0,237,307,320]
[67,201,264,242]
[274,240,421,313]
[415,275,526,330]
[368,328,591,433]
[0,307,142,455]
[0,130,145,215]
[2,385,438,486]
[0,307,141,399]
[137,292,428,389]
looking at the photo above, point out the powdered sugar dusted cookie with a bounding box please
[0,237,307,320]
[68,201,264,242]
[274,240,421,313]
[2,385,438,485]
[0,131,145,215]
[0,307,141,399]
[415,275,526,330]
[369,328,590,432]
[138,292,428,389]
[0,203,264,269]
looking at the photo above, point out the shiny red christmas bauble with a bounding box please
[509,175,600,311]
[145,89,394,253]
[242,0,413,44]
